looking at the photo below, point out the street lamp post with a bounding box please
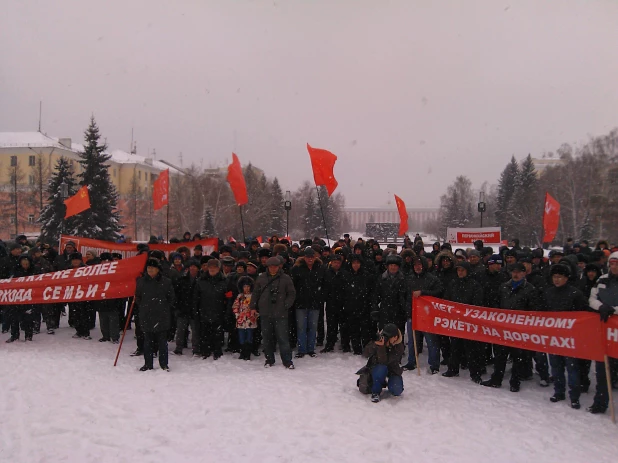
[477,191,486,228]
[284,190,292,238]
[60,179,69,238]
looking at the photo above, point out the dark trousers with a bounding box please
[135,310,144,350]
[253,316,263,352]
[490,345,526,386]
[261,316,292,365]
[8,307,34,339]
[143,331,168,369]
[440,335,451,361]
[288,306,297,347]
[199,321,223,356]
[76,307,92,337]
[592,357,618,409]
[549,354,580,401]
[344,308,366,353]
[43,304,62,330]
[448,337,484,377]
[99,311,119,341]
[317,304,325,344]
[579,359,592,390]
[325,302,345,348]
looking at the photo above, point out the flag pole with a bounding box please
[315,186,330,246]
[239,205,246,244]
[113,297,136,366]
[605,355,616,424]
[166,203,169,243]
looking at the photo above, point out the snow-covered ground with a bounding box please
[1,324,615,463]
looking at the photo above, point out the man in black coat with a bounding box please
[251,257,296,368]
[372,254,407,335]
[343,255,375,355]
[541,264,589,409]
[322,254,348,353]
[291,248,325,356]
[193,258,228,359]
[482,263,543,392]
[135,258,176,371]
[442,261,485,383]
[406,256,444,373]
[173,261,201,356]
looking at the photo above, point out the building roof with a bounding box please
[0,131,70,149]
[0,132,182,174]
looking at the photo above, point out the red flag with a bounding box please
[394,194,408,236]
[64,185,90,218]
[542,192,560,243]
[307,143,338,197]
[152,169,169,211]
[227,153,248,206]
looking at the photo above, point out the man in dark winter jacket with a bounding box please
[135,258,176,371]
[322,254,348,353]
[482,263,543,392]
[372,254,408,335]
[442,261,485,383]
[5,255,37,343]
[291,248,325,356]
[53,240,77,271]
[541,264,589,409]
[587,252,618,414]
[406,256,444,373]
[359,323,404,403]
[193,259,228,360]
[173,261,201,356]
[251,256,296,368]
[343,255,375,355]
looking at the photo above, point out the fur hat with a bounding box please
[550,264,571,277]
[237,276,255,292]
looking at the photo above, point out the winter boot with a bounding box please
[550,393,566,403]
[244,343,252,361]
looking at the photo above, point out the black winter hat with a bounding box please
[532,248,544,259]
[374,249,383,256]
[349,254,362,263]
[257,248,272,258]
[237,276,255,293]
[550,264,571,277]
[236,261,247,270]
[481,247,494,257]
[505,249,518,258]
[385,254,402,266]
[100,252,113,262]
[455,261,471,273]
[508,262,526,272]
[111,252,123,260]
[441,243,452,251]
[149,250,165,260]
[10,242,22,251]
[329,254,344,262]
[69,252,83,261]
[220,245,234,254]
[200,255,212,265]
[381,323,399,339]
[186,259,200,269]
[194,244,203,251]
[146,258,160,269]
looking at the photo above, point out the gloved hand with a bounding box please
[599,304,615,322]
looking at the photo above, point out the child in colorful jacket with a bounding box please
[233,276,259,360]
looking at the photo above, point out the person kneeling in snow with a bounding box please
[356,323,404,403]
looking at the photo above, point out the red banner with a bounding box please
[394,194,408,236]
[542,192,560,243]
[413,296,606,361]
[0,255,147,305]
[153,169,169,211]
[64,185,91,218]
[606,317,618,359]
[60,235,218,259]
[447,227,502,244]
[307,143,338,197]
[227,153,248,206]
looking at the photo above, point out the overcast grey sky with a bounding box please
[1,0,617,207]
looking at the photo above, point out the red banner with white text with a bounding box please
[0,255,147,305]
[60,235,218,259]
[605,318,618,359]
[413,296,606,361]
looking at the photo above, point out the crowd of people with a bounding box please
[0,232,617,408]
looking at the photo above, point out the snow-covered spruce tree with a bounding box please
[201,205,216,237]
[73,116,122,240]
[267,177,284,236]
[495,156,519,237]
[38,157,78,243]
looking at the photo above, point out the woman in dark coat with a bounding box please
[135,258,176,371]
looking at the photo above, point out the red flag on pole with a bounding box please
[227,153,248,206]
[152,169,169,211]
[307,143,338,197]
[394,194,408,236]
[64,185,90,218]
[542,192,560,243]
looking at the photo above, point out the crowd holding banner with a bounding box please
[0,230,617,415]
